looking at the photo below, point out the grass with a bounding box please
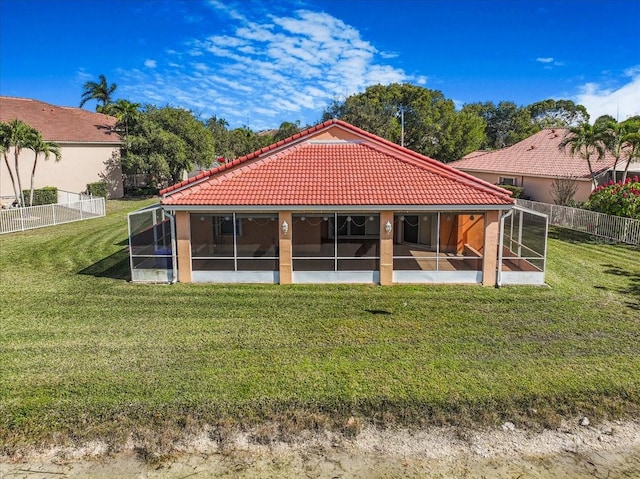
[1,198,639,454]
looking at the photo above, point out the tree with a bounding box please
[463,101,535,150]
[122,106,215,186]
[558,122,606,190]
[28,131,61,206]
[103,99,140,136]
[619,116,640,182]
[4,119,37,206]
[433,110,486,163]
[594,115,624,180]
[527,99,589,128]
[206,117,275,161]
[323,83,485,162]
[0,122,20,204]
[550,176,579,205]
[273,121,302,142]
[79,74,117,112]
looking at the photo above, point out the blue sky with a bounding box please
[1,0,639,130]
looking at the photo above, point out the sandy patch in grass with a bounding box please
[2,418,639,478]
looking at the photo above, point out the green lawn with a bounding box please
[1,199,639,451]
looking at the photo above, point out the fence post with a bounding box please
[20,206,25,231]
[51,203,56,224]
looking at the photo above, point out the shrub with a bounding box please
[550,177,579,206]
[585,176,640,219]
[498,184,524,198]
[22,187,58,206]
[87,181,108,199]
[126,186,159,197]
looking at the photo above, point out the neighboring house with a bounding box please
[0,96,123,200]
[450,129,617,204]
[148,119,543,286]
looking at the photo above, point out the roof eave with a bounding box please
[454,167,594,181]
[161,203,514,212]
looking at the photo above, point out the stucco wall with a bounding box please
[456,171,593,204]
[0,143,123,201]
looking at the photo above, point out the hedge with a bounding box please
[87,182,108,198]
[497,184,524,198]
[22,187,58,206]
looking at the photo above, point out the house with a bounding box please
[0,96,123,200]
[450,129,617,204]
[137,120,545,286]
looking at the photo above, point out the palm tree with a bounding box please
[102,99,140,136]
[594,115,621,181]
[79,74,117,112]
[5,119,37,206]
[619,116,640,182]
[0,122,20,204]
[559,122,607,190]
[28,131,62,206]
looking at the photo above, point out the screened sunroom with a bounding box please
[147,119,548,286]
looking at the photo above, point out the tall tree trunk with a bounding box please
[29,152,39,206]
[14,148,25,206]
[3,153,19,204]
[611,156,619,183]
[622,158,632,182]
[585,154,598,190]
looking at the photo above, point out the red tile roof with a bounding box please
[162,120,513,207]
[451,128,616,179]
[0,96,120,143]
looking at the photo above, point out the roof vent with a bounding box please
[528,145,536,150]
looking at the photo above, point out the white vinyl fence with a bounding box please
[0,197,106,234]
[516,199,640,245]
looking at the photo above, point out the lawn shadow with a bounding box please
[78,248,131,281]
[549,228,640,251]
[600,263,640,310]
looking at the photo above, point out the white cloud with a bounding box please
[76,69,93,81]
[120,5,424,130]
[144,59,157,68]
[537,57,563,70]
[206,0,246,21]
[574,67,640,121]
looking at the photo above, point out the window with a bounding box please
[499,177,516,186]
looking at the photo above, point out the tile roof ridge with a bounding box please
[0,95,35,101]
[160,119,340,196]
[330,120,510,193]
[360,142,513,202]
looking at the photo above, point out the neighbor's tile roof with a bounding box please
[0,96,120,143]
[450,128,616,179]
[162,119,513,207]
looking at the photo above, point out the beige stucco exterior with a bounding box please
[379,211,394,285]
[457,171,598,204]
[175,211,192,283]
[481,210,500,286]
[1,143,123,202]
[279,211,293,285]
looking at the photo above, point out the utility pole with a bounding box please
[399,105,405,148]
